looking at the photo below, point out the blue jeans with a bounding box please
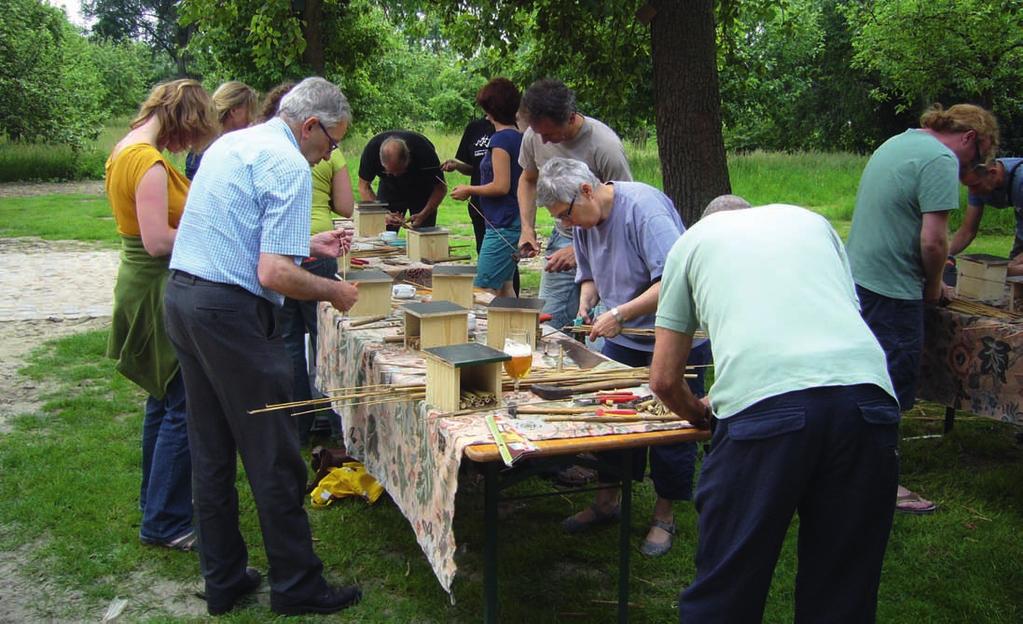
[856,285,923,411]
[140,371,193,542]
[278,257,340,442]
[680,384,899,623]
[539,229,581,330]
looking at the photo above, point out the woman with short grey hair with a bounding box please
[536,156,711,558]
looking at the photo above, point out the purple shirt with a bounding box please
[574,181,684,351]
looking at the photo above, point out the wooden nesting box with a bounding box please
[957,253,1009,303]
[401,301,468,350]
[354,202,390,237]
[423,343,510,413]
[1007,276,1023,313]
[431,264,476,309]
[486,297,545,350]
[346,269,393,318]
[407,227,450,262]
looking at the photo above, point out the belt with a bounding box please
[170,270,243,291]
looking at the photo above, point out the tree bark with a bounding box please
[303,0,325,74]
[650,0,731,227]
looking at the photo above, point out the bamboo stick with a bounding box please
[350,315,388,327]
[540,415,685,423]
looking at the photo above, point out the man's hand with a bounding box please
[385,212,405,227]
[450,185,471,201]
[329,280,359,312]
[924,281,945,306]
[518,228,540,259]
[545,245,576,273]
[588,309,623,341]
[310,228,353,258]
[410,211,429,228]
[440,159,459,172]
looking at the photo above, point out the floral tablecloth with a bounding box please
[314,303,696,593]
[919,305,1023,424]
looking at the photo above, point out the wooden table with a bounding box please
[464,429,711,624]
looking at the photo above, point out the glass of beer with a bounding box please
[503,330,533,392]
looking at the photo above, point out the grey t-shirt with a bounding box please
[519,115,632,237]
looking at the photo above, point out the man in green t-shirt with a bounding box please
[846,103,999,514]
[652,196,900,623]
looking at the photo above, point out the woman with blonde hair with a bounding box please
[105,78,217,551]
[185,80,258,179]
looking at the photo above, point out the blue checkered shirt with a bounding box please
[170,118,311,306]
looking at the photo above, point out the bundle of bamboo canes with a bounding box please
[948,298,1022,321]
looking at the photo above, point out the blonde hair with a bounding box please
[131,79,217,152]
[920,103,1000,161]
[212,81,258,125]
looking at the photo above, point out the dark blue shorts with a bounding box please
[856,285,923,411]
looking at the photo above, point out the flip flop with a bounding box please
[896,489,937,515]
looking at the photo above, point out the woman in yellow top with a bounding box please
[105,79,216,551]
[185,81,258,179]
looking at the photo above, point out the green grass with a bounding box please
[0,330,1020,621]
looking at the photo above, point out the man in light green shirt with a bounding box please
[651,198,899,623]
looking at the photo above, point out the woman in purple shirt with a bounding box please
[536,157,710,557]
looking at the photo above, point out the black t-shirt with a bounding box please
[359,130,443,214]
[455,118,495,188]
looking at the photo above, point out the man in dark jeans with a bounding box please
[164,77,363,617]
[846,103,999,514]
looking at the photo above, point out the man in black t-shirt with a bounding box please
[358,130,446,229]
[443,118,493,251]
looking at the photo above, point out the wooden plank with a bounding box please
[956,274,1006,302]
[463,428,710,462]
[432,274,475,309]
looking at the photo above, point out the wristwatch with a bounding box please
[609,307,623,323]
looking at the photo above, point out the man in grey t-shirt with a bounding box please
[516,79,632,329]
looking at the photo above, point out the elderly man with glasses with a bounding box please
[846,102,999,515]
[357,130,446,230]
[536,157,710,557]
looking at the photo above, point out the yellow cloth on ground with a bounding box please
[310,461,384,507]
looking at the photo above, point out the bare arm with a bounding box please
[921,211,951,304]
[587,282,662,340]
[451,148,511,199]
[135,164,176,257]
[357,177,376,202]
[948,203,984,256]
[330,165,355,218]
[441,158,473,176]
[649,327,709,428]
[577,280,599,320]
[517,168,540,255]
[257,253,358,311]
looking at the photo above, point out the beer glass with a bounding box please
[503,330,533,392]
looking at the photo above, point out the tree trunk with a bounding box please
[650,0,731,227]
[303,0,325,74]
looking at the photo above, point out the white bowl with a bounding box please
[392,284,416,299]
[380,231,398,243]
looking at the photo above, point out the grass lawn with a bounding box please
[1,137,1022,621]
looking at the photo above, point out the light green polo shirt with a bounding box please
[310,149,348,234]
[846,129,959,300]
[656,204,896,419]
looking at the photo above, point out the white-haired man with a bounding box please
[165,77,362,617]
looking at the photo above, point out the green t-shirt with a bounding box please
[846,129,959,300]
[656,204,896,419]
[310,149,348,234]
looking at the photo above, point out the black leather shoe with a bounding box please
[207,567,262,616]
[270,584,362,616]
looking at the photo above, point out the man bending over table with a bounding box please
[164,77,362,617]
[651,196,899,623]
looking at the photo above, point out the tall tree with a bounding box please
[84,0,195,76]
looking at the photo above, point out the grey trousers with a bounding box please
[164,271,327,604]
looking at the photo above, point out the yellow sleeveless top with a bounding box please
[105,143,190,236]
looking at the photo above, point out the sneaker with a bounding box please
[270,584,362,616]
[207,567,262,615]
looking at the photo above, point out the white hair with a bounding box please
[277,76,351,127]
[536,157,599,207]
[702,194,752,218]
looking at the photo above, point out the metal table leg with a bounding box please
[484,461,499,623]
[618,448,633,624]
[944,406,956,433]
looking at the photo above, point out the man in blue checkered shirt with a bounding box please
[165,77,362,617]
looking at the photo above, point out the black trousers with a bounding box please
[164,271,327,604]
[679,384,899,623]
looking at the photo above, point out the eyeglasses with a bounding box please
[555,192,577,224]
[317,121,339,153]
[968,133,988,172]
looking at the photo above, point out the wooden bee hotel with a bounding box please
[423,343,510,412]
[486,296,545,350]
[346,269,393,318]
[956,253,1010,303]
[407,226,450,262]
[431,264,476,308]
[401,301,469,351]
[354,201,389,237]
